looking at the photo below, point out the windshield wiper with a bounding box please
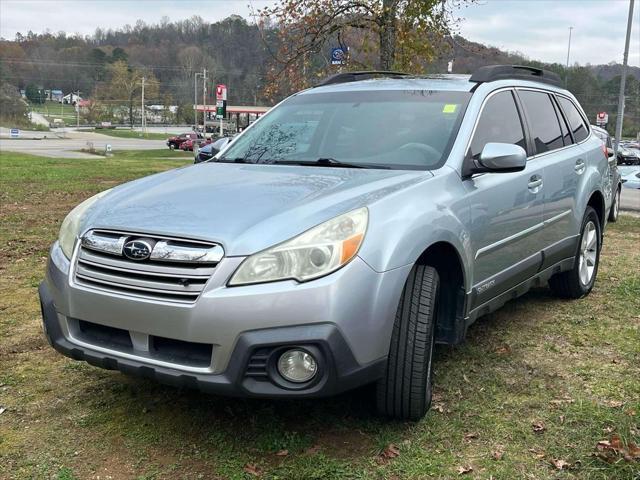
[214,157,250,164]
[273,158,388,169]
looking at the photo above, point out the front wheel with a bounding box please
[376,265,439,420]
[549,207,601,299]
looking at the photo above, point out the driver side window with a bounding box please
[468,91,526,160]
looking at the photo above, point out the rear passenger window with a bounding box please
[468,91,526,160]
[518,90,564,153]
[557,96,589,143]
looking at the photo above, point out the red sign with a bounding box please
[216,84,227,101]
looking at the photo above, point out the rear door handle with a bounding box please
[528,175,543,193]
[575,159,586,174]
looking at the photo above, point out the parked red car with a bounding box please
[166,132,202,150]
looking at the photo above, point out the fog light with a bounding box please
[277,349,317,383]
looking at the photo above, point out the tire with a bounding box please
[376,265,439,421]
[169,144,175,150]
[549,207,601,299]
[608,187,620,223]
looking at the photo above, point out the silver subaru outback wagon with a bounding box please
[40,65,611,420]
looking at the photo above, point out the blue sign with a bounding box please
[10,128,19,138]
[331,47,346,65]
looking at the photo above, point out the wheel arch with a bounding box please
[587,189,606,232]
[415,241,468,345]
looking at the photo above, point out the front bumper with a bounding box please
[40,242,410,397]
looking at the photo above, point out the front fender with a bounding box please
[358,169,472,290]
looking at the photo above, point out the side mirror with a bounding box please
[470,143,527,175]
[607,147,615,158]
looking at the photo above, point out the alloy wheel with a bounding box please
[579,221,598,286]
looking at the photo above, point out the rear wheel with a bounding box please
[608,187,620,222]
[549,207,601,299]
[376,265,439,421]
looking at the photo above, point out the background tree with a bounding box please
[258,0,468,98]
[103,60,159,126]
[25,83,44,104]
[0,81,28,125]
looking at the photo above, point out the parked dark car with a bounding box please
[194,137,233,163]
[617,142,640,165]
[167,132,202,150]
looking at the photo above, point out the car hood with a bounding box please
[82,163,431,256]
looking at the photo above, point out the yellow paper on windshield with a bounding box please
[443,104,457,114]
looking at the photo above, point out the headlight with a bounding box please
[229,207,368,286]
[58,189,111,259]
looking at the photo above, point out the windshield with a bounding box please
[219,90,471,170]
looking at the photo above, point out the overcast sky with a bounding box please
[1,0,638,66]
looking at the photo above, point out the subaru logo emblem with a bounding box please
[122,240,152,261]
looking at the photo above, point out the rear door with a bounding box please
[516,89,581,267]
[463,89,545,308]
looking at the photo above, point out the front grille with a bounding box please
[74,230,223,303]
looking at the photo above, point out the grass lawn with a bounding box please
[90,129,171,141]
[0,151,638,479]
[29,101,78,122]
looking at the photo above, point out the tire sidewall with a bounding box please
[576,207,601,295]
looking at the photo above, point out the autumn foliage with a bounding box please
[258,0,471,100]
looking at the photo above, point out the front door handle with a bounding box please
[528,175,543,193]
[575,159,586,174]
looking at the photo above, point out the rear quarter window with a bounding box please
[557,96,589,143]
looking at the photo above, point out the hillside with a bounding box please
[0,17,638,134]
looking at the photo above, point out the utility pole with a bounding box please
[141,76,146,135]
[614,0,635,150]
[194,73,200,128]
[202,68,208,132]
[565,26,573,87]
[76,90,80,128]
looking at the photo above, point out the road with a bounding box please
[621,187,640,213]
[0,129,167,158]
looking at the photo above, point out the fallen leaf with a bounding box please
[626,442,640,460]
[492,450,504,461]
[529,448,546,459]
[433,403,445,413]
[610,434,624,451]
[463,374,470,383]
[381,443,400,459]
[0,407,5,415]
[495,345,511,354]
[551,459,570,470]
[243,463,262,477]
[605,400,624,408]
[456,465,473,475]
[463,432,479,442]
[275,449,288,456]
[532,421,546,433]
[305,444,321,455]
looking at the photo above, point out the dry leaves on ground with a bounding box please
[377,443,401,465]
[550,459,571,470]
[456,465,473,475]
[532,421,546,433]
[596,435,640,463]
[243,463,262,477]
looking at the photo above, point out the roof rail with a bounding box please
[469,65,563,87]
[315,70,411,87]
